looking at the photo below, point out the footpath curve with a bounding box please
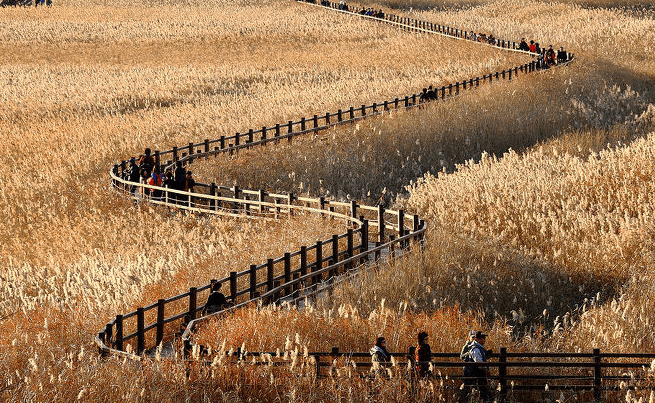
[96,0,573,360]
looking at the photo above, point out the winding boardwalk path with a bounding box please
[95,0,573,360]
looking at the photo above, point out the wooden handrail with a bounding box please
[97,0,575,370]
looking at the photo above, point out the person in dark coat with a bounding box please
[126,157,140,193]
[415,331,432,377]
[202,282,231,315]
[518,38,530,51]
[459,331,492,403]
[370,336,391,364]
[545,45,556,66]
[557,46,568,63]
[173,161,186,204]
[162,169,175,203]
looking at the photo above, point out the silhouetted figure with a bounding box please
[415,331,432,378]
[518,38,530,51]
[557,46,568,63]
[202,282,232,315]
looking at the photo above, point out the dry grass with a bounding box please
[2,0,655,401]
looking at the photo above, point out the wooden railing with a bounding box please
[184,346,655,400]
[96,0,575,362]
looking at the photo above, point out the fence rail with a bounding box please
[182,346,655,400]
[96,1,584,394]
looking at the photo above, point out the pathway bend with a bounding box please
[95,0,574,360]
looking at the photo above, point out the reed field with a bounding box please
[1,0,655,401]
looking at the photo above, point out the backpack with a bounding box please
[460,341,474,362]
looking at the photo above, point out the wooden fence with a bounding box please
[97,0,577,375]
[182,346,655,401]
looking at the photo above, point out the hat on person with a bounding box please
[475,331,487,339]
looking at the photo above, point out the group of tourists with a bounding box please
[369,330,492,402]
[122,148,195,204]
[466,31,498,46]
[518,38,569,66]
[305,0,571,71]
[1,0,51,7]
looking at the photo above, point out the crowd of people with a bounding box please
[1,0,51,7]
[306,0,571,70]
[368,330,493,402]
[122,148,195,204]
[518,38,569,66]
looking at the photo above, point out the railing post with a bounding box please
[331,234,339,276]
[235,132,240,147]
[248,129,254,143]
[137,307,145,355]
[258,189,265,214]
[349,106,354,119]
[209,183,216,211]
[261,126,267,141]
[267,259,274,292]
[398,209,405,248]
[188,142,194,156]
[156,299,165,346]
[105,323,113,347]
[275,123,280,138]
[249,264,257,300]
[360,219,368,264]
[301,117,306,131]
[361,104,366,116]
[313,240,322,285]
[337,109,342,122]
[499,347,507,400]
[188,287,197,321]
[115,314,123,351]
[172,146,178,161]
[325,112,330,125]
[313,114,318,129]
[314,354,321,382]
[284,252,291,296]
[593,348,602,402]
[346,229,354,271]
[230,271,238,303]
[300,246,308,280]
[154,151,160,168]
[350,200,357,219]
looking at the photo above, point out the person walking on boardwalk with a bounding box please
[415,331,432,378]
[459,331,492,403]
[518,38,530,51]
[202,282,231,315]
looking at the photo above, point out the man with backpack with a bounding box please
[459,331,492,403]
